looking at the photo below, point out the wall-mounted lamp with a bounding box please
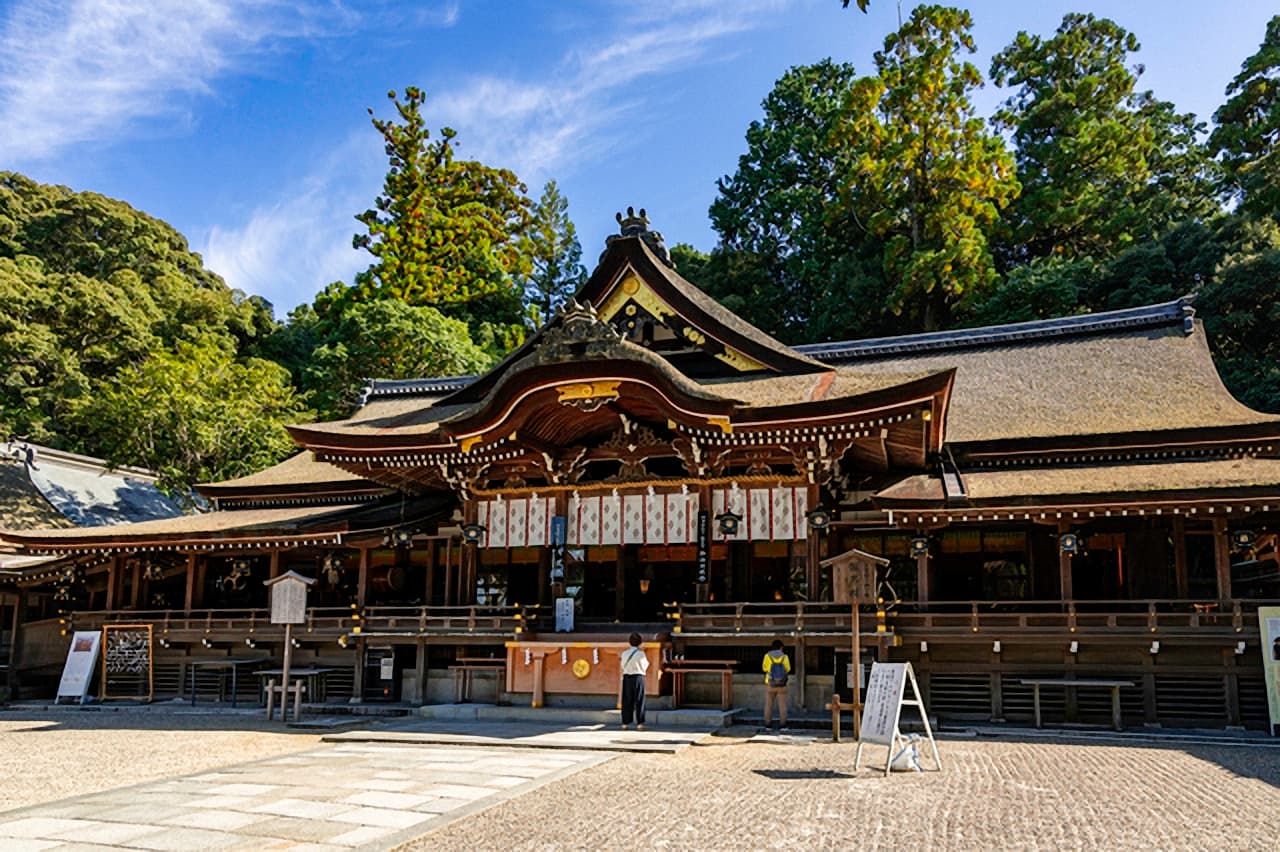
[384,528,415,548]
[1149,640,1160,654]
[322,553,344,586]
[1069,640,1079,654]
[806,508,832,531]
[715,510,742,536]
[639,565,655,595]
[919,641,928,653]
[1235,641,1246,655]
[910,536,930,558]
[1059,533,1081,555]
[1230,529,1256,551]
[992,641,1002,653]
[461,523,487,544]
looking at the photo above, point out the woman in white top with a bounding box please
[620,632,649,729]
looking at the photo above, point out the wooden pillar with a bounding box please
[194,557,207,609]
[1212,518,1232,601]
[615,545,629,622]
[129,560,141,609]
[444,538,455,606]
[806,483,821,600]
[415,638,428,706]
[357,547,370,608]
[425,539,437,606]
[1057,521,1073,602]
[105,555,121,611]
[461,536,475,606]
[183,553,197,614]
[352,638,365,703]
[795,636,807,710]
[916,549,930,604]
[1172,517,1188,599]
[269,551,281,580]
[8,589,25,694]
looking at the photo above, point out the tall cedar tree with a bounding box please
[352,88,533,354]
[708,60,888,342]
[842,5,1017,330]
[523,180,587,327]
[1210,15,1280,221]
[990,14,1215,265]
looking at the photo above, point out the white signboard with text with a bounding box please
[1259,606,1280,735]
[56,631,101,704]
[860,662,909,745]
[555,597,575,633]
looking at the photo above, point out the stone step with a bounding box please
[417,702,741,728]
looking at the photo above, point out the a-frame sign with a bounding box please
[854,661,942,776]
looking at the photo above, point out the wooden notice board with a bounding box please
[854,662,941,776]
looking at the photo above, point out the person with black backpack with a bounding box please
[761,639,791,731]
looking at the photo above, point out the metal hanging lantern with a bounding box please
[715,510,743,536]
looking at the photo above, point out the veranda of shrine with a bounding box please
[3,213,1278,729]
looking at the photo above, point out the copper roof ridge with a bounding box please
[797,296,1197,361]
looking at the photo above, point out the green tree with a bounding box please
[69,336,310,495]
[352,87,533,354]
[0,172,275,451]
[1210,15,1280,220]
[302,300,493,419]
[522,181,586,327]
[991,14,1215,263]
[843,5,1018,330]
[1197,220,1280,412]
[709,60,886,341]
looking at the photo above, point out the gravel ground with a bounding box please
[0,708,323,813]
[400,730,1280,851]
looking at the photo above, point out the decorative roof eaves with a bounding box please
[797,296,1197,361]
[358,376,476,405]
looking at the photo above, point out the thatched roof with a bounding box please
[876,456,1280,506]
[798,301,1278,445]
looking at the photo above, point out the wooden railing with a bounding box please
[673,598,1279,639]
[55,603,541,642]
[46,598,1277,643]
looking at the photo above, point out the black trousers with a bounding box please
[621,673,646,725]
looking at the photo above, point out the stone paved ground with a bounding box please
[3,709,1279,851]
[401,730,1280,851]
[0,739,611,850]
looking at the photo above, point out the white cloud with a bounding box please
[0,0,352,162]
[199,0,793,309]
[199,130,379,315]
[431,0,788,186]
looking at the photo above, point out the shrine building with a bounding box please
[2,211,1278,729]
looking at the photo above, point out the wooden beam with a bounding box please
[183,553,197,614]
[1172,517,1188,599]
[916,549,930,604]
[1213,518,1232,601]
[1057,520,1073,601]
[357,547,370,608]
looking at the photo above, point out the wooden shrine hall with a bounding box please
[3,210,1279,730]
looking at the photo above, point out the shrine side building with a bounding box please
[3,214,1278,730]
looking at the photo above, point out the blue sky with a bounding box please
[0,0,1274,317]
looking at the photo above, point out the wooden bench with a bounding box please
[450,658,506,703]
[1020,678,1134,731]
[665,659,737,711]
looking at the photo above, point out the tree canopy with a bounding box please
[0,172,299,491]
[1210,15,1280,220]
[351,87,533,354]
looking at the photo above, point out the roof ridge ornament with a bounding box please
[536,299,627,364]
[604,206,673,268]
